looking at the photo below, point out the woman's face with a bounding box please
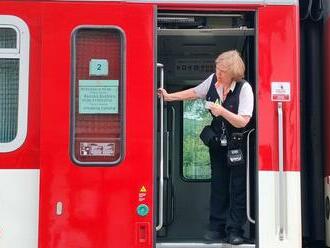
[215,62,232,85]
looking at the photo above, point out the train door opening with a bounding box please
[156,11,256,247]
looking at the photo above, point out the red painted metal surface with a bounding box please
[0,2,41,169]
[0,1,301,247]
[258,5,300,171]
[37,2,155,248]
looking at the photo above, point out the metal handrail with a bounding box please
[277,102,287,240]
[246,128,255,224]
[156,63,164,231]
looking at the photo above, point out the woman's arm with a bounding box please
[209,82,253,128]
[157,88,199,102]
[209,103,250,128]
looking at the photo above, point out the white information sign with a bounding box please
[271,82,291,102]
[80,142,115,157]
[79,80,119,114]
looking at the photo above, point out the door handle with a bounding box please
[246,129,255,224]
[277,102,287,240]
[156,63,164,231]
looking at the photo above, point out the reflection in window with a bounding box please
[183,99,212,180]
[0,59,19,142]
[0,27,17,48]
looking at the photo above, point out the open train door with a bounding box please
[39,2,155,248]
[155,9,257,248]
[155,2,301,248]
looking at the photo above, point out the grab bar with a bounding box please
[156,63,164,231]
[277,102,287,240]
[246,128,255,224]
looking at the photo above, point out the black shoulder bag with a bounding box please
[199,125,217,147]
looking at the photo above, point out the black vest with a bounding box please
[206,74,246,137]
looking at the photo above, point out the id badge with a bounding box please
[220,134,227,146]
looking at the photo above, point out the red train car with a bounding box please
[0,0,302,247]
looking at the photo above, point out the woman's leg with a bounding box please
[208,147,230,234]
[226,165,247,237]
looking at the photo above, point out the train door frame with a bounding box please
[154,3,301,248]
[155,8,257,247]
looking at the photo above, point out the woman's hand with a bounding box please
[209,102,251,128]
[209,102,224,117]
[157,88,170,101]
[157,87,199,102]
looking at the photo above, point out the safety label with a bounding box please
[271,82,291,101]
[139,186,147,202]
[80,142,115,156]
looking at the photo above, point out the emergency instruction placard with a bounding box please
[80,142,115,157]
[271,82,291,102]
[78,80,119,114]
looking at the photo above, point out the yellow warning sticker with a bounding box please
[140,186,147,193]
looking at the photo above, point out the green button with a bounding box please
[137,204,149,217]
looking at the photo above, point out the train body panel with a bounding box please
[0,1,304,247]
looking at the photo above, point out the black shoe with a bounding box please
[203,230,226,242]
[228,233,244,245]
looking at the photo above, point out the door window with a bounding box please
[71,27,125,165]
[183,100,211,180]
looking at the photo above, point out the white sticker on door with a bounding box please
[80,142,115,156]
[271,82,291,102]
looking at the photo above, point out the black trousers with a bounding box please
[209,146,247,235]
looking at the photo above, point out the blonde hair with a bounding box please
[215,50,245,81]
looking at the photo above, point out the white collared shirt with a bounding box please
[194,73,254,117]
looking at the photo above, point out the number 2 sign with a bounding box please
[89,59,109,76]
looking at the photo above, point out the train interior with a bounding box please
[155,11,256,247]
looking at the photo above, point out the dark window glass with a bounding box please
[0,28,17,48]
[0,58,19,142]
[72,28,124,165]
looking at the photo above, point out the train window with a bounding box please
[0,59,19,142]
[183,100,212,180]
[0,27,17,49]
[71,27,125,166]
[0,17,29,153]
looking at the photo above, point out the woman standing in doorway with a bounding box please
[157,50,254,245]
